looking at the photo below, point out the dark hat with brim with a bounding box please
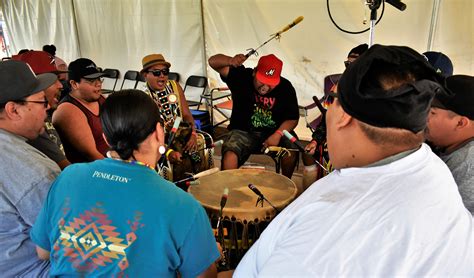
[432,75,474,120]
[0,60,57,103]
[68,58,106,81]
[338,44,449,133]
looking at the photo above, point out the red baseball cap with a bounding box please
[255,54,283,86]
[12,51,66,75]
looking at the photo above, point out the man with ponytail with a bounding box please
[31,90,219,277]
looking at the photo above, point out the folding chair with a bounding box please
[183,75,207,108]
[135,72,147,90]
[298,73,342,132]
[101,68,120,94]
[120,70,140,90]
[209,87,232,128]
[168,72,180,82]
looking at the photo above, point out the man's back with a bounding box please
[0,129,60,277]
[235,144,473,277]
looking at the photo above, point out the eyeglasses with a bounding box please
[83,77,104,85]
[18,98,49,108]
[322,92,338,109]
[148,68,170,77]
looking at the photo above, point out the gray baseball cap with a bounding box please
[0,60,57,104]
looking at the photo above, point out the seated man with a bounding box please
[31,90,219,277]
[425,74,474,213]
[0,60,61,277]
[140,54,208,183]
[234,45,473,277]
[13,50,71,169]
[53,58,108,163]
[302,43,369,189]
[208,53,299,178]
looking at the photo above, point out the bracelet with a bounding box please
[165,149,174,159]
[275,130,284,137]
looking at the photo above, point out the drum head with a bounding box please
[189,169,297,222]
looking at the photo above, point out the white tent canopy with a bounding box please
[1,0,473,139]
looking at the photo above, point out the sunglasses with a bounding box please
[148,68,170,77]
[344,60,351,68]
[322,92,338,109]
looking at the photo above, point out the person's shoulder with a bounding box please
[278,77,296,89]
[53,101,86,123]
[228,65,252,78]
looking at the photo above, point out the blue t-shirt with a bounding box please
[31,158,219,277]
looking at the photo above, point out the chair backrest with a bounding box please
[323,73,342,96]
[135,73,147,90]
[299,73,341,133]
[102,68,120,92]
[183,75,208,104]
[168,72,180,82]
[120,70,140,90]
[185,75,207,88]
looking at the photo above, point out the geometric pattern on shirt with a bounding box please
[53,204,144,274]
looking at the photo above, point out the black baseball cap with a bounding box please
[432,75,474,120]
[68,58,106,81]
[0,60,57,103]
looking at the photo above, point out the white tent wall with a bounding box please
[71,0,206,92]
[1,0,473,140]
[0,0,80,61]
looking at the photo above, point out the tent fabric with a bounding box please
[1,0,473,140]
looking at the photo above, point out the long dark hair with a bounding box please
[100,89,163,160]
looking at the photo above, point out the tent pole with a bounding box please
[427,0,441,51]
[200,0,208,78]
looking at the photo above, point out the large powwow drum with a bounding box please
[188,169,297,268]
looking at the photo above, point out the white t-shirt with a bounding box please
[234,144,473,277]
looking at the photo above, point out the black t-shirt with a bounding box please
[222,66,299,135]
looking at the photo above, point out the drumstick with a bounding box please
[175,180,200,187]
[245,16,304,58]
[262,146,299,154]
[167,116,182,146]
[188,140,224,156]
[283,130,329,173]
[173,167,220,184]
[220,188,229,211]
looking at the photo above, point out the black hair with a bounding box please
[348,43,369,58]
[17,49,30,55]
[100,89,163,160]
[42,44,56,56]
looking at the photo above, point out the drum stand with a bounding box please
[255,195,281,213]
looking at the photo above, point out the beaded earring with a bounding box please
[158,145,166,155]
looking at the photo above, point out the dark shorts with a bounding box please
[222,129,298,167]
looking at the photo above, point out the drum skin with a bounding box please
[189,169,297,223]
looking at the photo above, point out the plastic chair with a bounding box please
[120,70,140,90]
[183,75,207,107]
[101,68,120,93]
